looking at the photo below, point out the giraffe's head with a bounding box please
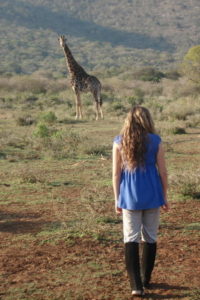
[58,35,67,48]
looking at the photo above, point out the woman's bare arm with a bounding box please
[112,142,122,214]
[156,143,169,211]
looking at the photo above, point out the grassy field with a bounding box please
[0,75,200,299]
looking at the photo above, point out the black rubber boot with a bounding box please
[125,242,144,294]
[141,242,157,288]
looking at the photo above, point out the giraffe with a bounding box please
[58,35,103,120]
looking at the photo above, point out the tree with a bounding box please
[182,45,200,84]
[133,67,165,82]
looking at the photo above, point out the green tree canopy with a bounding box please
[182,45,200,84]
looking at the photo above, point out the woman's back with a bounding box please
[114,133,161,167]
[114,133,165,210]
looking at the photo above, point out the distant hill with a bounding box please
[0,0,200,75]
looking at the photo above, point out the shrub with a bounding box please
[48,97,64,105]
[162,97,200,121]
[182,45,200,85]
[134,87,145,99]
[181,183,198,197]
[165,70,181,80]
[156,121,186,136]
[39,111,57,124]
[0,97,13,109]
[25,96,38,102]
[186,114,200,128]
[51,130,82,158]
[33,123,50,138]
[16,115,35,126]
[19,169,46,184]
[101,93,115,103]
[33,128,83,159]
[51,130,82,157]
[170,171,200,199]
[41,133,67,159]
[83,145,108,156]
[171,127,186,134]
[13,77,47,93]
[64,131,81,153]
[0,151,7,159]
[133,67,165,82]
[127,96,143,106]
[110,102,126,112]
[126,88,144,105]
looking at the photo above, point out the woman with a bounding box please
[112,106,169,296]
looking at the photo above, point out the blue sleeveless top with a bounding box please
[113,133,165,210]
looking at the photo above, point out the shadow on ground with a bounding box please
[0,210,59,234]
[144,282,190,299]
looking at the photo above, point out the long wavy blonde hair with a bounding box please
[121,106,155,170]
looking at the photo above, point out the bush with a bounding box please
[16,115,35,126]
[101,93,115,103]
[14,77,47,93]
[162,97,200,121]
[182,45,200,85]
[156,121,186,136]
[33,128,83,159]
[181,183,198,197]
[133,67,165,82]
[127,88,145,106]
[33,123,50,138]
[110,102,126,112]
[171,127,186,134]
[50,130,82,159]
[25,96,38,102]
[65,131,82,153]
[83,145,108,156]
[39,111,57,124]
[186,114,200,128]
[0,151,7,159]
[170,171,200,199]
[19,169,46,184]
[165,70,181,80]
[127,96,143,106]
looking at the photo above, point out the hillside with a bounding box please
[0,0,200,75]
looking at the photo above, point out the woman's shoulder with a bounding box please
[148,133,162,144]
[113,135,122,144]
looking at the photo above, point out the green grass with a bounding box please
[184,223,200,231]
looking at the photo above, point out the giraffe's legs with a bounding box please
[99,105,104,119]
[93,92,103,120]
[95,101,99,121]
[75,93,79,119]
[78,104,83,119]
[98,91,104,119]
[94,92,103,120]
[75,93,83,119]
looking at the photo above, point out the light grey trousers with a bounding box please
[123,208,160,243]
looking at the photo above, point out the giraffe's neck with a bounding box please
[63,44,87,77]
